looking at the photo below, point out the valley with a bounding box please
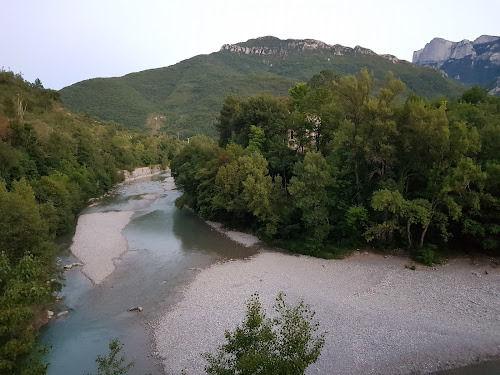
[1,24,499,375]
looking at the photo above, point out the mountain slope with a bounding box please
[61,36,467,138]
[413,35,500,94]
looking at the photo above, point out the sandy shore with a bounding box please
[206,221,260,247]
[154,251,500,374]
[162,176,176,191]
[123,166,169,182]
[70,211,134,284]
[72,175,176,284]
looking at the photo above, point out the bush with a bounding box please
[203,292,325,375]
[414,245,439,266]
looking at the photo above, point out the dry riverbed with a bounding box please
[154,250,500,375]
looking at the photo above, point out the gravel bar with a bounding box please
[70,211,134,284]
[205,221,260,247]
[154,251,500,374]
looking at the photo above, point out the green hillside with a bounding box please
[0,70,181,374]
[60,37,467,138]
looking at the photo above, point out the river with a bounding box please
[40,172,257,374]
[40,172,500,375]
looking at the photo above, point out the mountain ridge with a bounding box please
[221,36,378,57]
[60,36,466,137]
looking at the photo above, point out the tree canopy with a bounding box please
[172,69,499,260]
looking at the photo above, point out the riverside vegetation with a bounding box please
[171,70,500,261]
[0,70,180,375]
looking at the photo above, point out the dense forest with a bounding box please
[0,70,180,374]
[171,69,500,262]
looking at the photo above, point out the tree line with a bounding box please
[171,69,499,262]
[0,70,180,374]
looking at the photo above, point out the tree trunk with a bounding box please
[354,159,361,203]
[407,221,412,249]
[420,225,429,247]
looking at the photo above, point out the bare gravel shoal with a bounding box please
[70,211,134,284]
[162,176,176,191]
[154,251,500,375]
[205,221,260,247]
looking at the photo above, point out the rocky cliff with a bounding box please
[221,36,379,58]
[413,35,500,94]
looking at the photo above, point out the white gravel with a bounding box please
[162,176,176,191]
[70,211,134,284]
[154,251,500,375]
[140,193,160,200]
[205,221,260,247]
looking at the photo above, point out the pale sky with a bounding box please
[2,0,500,90]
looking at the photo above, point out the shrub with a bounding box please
[414,245,439,266]
[203,292,325,375]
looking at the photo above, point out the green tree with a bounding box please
[203,293,325,375]
[461,86,488,104]
[0,179,53,262]
[171,136,222,218]
[216,95,241,147]
[288,152,332,252]
[0,253,57,375]
[85,339,134,375]
[247,126,265,152]
[240,153,281,236]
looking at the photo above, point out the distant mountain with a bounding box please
[413,35,500,95]
[61,36,466,138]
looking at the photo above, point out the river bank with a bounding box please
[122,166,169,182]
[70,211,134,284]
[51,171,500,375]
[205,221,260,247]
[44,172,260,375]
[154,250,500,374]
[68,175,176,285]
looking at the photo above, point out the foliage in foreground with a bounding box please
[84,339,134,375]
[203,293,325,375]
[88,293,324,375]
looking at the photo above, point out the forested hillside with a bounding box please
[60,36,467,138]
[0,70,180,375]
[172,70,499,261]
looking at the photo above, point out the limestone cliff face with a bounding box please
[413,35,500,93]
[221,36,378,57]
[413,37,479,67]
[489,77,500,96]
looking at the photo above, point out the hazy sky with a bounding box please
[3,0,500,90]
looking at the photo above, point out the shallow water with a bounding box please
[40,173,257,374]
